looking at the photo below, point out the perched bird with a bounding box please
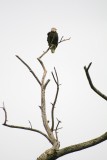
[47,27,58,53]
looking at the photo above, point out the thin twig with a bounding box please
[58,36,71,44]
[55,118,61,140]
[44,79,50,89]
[87,62,92,70]
[54,67,59,84]
[0,102,8,124]
[28,120,32,128]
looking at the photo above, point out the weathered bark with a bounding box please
[56,132,107,159]
[36,132,107,160]
[37,148,58,160]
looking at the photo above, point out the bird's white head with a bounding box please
[51,27,57,32]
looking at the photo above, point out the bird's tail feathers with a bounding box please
[51,48,55,53]
[50,44,56,53]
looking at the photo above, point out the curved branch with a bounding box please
[57,132,107,158]
[16,55,41,86]
[37,58,47,83]
[0,102,8,124]
[84,62,107,101]
[7,123,53,144]
[0,106,52,144]
[4,123,52,144]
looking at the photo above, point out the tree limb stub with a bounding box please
[84,62,107,101]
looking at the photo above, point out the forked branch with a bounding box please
[55,118,62,141]
[58,36,71,44]
[36,58,60,149]
[84,62,107,101]
[37,58,55,143]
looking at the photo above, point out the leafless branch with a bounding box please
[58,36,71,44]
[51,67,60,131]
[37,58,46,78]
[28,120,32,128]
[57,132,107,158]
[44,79,50,89]
[37,58,50,88]
[56,118,61,129]
[84,62,107,101]
[0,106,52,144]
[0,102,8,124]
[38,47,50,59]
[16,55,41,86]
[38,36,71,59]
[55,118,61,140]
[5,123,52,144]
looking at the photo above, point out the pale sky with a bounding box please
[0,0,107,160]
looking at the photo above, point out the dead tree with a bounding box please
[1,38,107,160]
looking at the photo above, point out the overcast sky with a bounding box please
[0,0,107,160]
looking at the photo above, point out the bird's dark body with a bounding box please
[47,31,58,53]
